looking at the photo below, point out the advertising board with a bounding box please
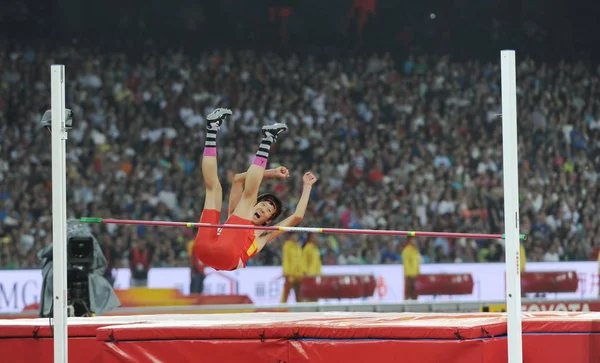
[1,262,598,313]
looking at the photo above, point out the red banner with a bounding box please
[521,271,579,293]
[301,275,376,299]
[416,274,474,295]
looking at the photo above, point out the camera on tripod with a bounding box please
[66,235,95,317]
[38,220,120,318]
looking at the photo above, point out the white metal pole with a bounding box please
[500,50,523,363]
[51,64,68,363]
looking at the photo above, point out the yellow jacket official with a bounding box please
[401,243,421,278]
[303,241,322,276]
[282,239,304,281]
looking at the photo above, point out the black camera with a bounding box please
[66,235,95,317]
[68,236,94,267]
[39,221,120,318]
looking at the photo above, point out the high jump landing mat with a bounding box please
[1,312,600,363]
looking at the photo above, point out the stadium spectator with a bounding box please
[188,238,206,294]
[129,239,152,287]
[100,234,118,286]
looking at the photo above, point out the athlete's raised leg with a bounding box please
[232,123,288,219]
[195,108,232,250]
[202,108,231,212]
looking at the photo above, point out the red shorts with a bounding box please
[194,209,253,271]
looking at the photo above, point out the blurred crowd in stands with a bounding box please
[1,0,600,272]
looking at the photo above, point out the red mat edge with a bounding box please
[95,319,600,342]
[95,322,509,341]
[0,323,137,338]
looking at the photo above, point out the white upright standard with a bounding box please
[500,50,523,363]
[51,64,69,363]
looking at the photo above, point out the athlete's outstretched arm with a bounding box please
[258,172,318,245]
[228,166,290,216]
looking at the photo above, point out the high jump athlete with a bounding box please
[193,108,318,271]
